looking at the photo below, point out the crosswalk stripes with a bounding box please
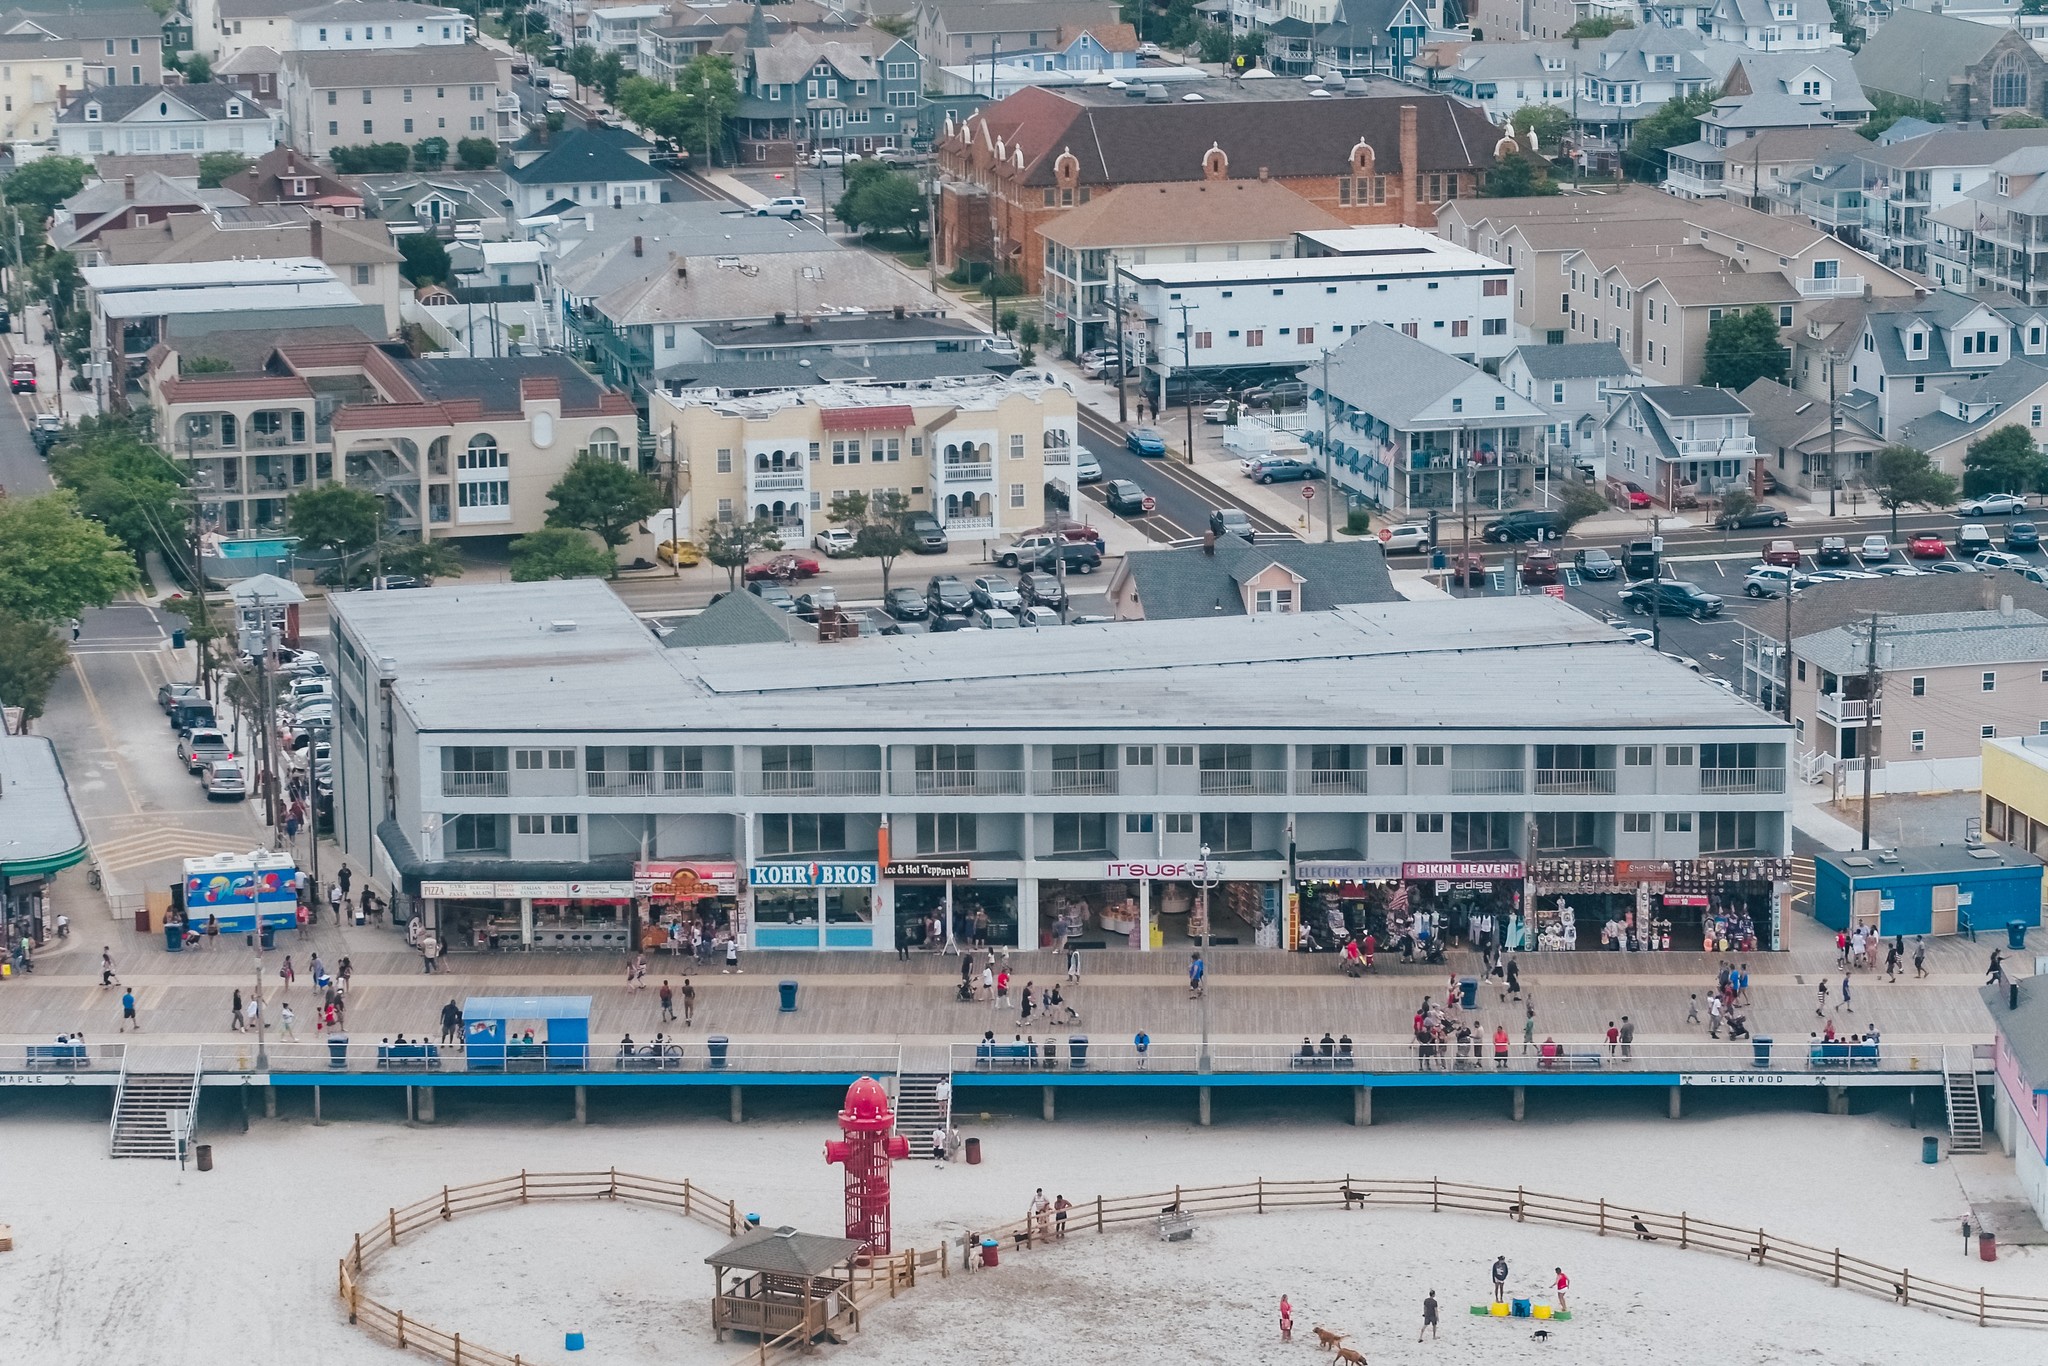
[90,826,270,875]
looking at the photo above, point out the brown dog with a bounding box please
[1335,1348,1368,1366]
[1312,1325,1346,1351]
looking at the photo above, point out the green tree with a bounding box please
[594,50,625,102]
[162,591,230,685]
[1701,305,1787,391]
[510,527,613,581]
[1962,424,2047,496]
[1565,14,1631,37]
[47,418,188,568]
[704,516,784,589]
[1716,486,1758,528]
[0,491,139,622]
[1553,479,1608,533]
[196,151,249,188]
[181,355,233,374]
[825,490,912,594]
[2002,113,2048,129]
[287,482,383,556]
[1624,86,1716,181]
[397,232,452,286]
[0,607,68,721]
[328,142,411,173]
[563,43,599,89]
[1197,22,1230,61]
[543,452,662,556]
[4,156,90,219]
[1870,443,1958,538]
[1017,318,1041,348]
[1511,104,1572,151]
[184,53,213,83]
[456,136,498,169]
[674,52,739,161]
[871,12,912,35]
[382,537,465,584]
[412,136,450,169]
[1826,0,1863,47]
[834,168,926,240]
[1486,150,1560,197]
[1859,91,1945,141]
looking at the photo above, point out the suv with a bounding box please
[178,727,231,772]
[1018,570,1066,608]
[1035,543,1102,574]
[1573,547,1619,580]
[1623,540,1660,579]
[971,574,1022,610]
[200,759,248,801]
[926,575,973,616]
[1482,510,1565,543]
[1620,579,1724,620]
[1245,380,1308,410]
[1250,458,1319,484]
[903,511,948,554]
[1379,523,1432,554]
[996,533,1066,568]
[1815,536,1851,566]
[754,196,808,219]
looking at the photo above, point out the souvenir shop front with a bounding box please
[1292,861,1406,952]
[886,860,977,950]
[1526,858,1790,952]
[635,860,741,952]
[747,860,882,949]
[1039,859,1285,949]
[1395,861,1527,955]
[423,878,639,951]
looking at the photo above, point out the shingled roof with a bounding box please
[1113,534,1400,620]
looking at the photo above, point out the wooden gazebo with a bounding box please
[708,1225,863,1350]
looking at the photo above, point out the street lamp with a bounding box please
[1193,843,1219,1073]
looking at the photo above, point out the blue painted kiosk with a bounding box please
[462,996,591,1072]
[182,851,300,934]
[1814,845,2044,939]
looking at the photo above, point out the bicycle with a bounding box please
[86,862,102,891]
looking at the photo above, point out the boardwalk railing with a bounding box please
[337,1170,935,1366]
[969,1176,2048,1331]
[9,1041,124,1074]
[210,1040,900,1077]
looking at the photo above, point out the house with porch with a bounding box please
[1498,342,1639,470]
[55,82,278,161]
[1736,376,1884,497]
[1597,385,1761,508]
[1303,323,1547,518]
[732,12,922,166]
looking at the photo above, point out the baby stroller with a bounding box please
[955,978,977,1003]
[1725,1012,1751,1041]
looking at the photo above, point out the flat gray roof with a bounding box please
[334,581,1787,737]
[0,733,89,875]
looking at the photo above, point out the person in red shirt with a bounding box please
[1279,1294,1293,1342]
[1493,1025,1509,1070]
[1605,1021,1620,1056]
[1554,1268,1569,1312]
[1362,931,1376,967]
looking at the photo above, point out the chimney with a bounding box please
[123,173,135,201]
[1203,530,1217,556]
[1258,166,1269,181]
[1398,104,1420,228]
[893,304,905,320]
[633,235,643,257]
[308,215,323,258]
[774,311,787,325]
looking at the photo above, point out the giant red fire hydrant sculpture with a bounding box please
[824,1075,910,1258]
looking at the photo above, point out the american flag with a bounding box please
[1387,884,1410,912]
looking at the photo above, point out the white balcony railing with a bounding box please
[1197,769,1288,796]
[1450,767,1525,795]
[1796,275,1863,297]
[896,769,1027,797]
[1297,769,1367,795]
[749,471,807,493]
[938,462,994,483]
[588,771,656,797]
[1817,692,1878,726]
[663,770,736,795]
[1033,769,1119,797]
[745,770,883,798]
[1668,436,1759,459]
[441,771,508,797]
[1534,767,1617,796]
[1700,766,1788,794]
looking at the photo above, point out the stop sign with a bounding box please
[1301,484,1317,501]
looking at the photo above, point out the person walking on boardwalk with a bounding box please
[231,988,245,1031]
[659,979,676,1022]
[681,978,696,1027]
[100,946,117,988]
[1708,993,1723,1039]
[1815,977,1829,1018]
[1914,937,1928,978]
[440,999,461,1044]
[1419,1289,1439,1341]
[119,988,138,1033]
[280,955,296,989]
[1134,1028,1150,1068]
[1505,955,1521,1000]
[1841,973,1853,1013]
[1885,942,1900,982]
[279,1002,297,1041]
[1686,993,1700,1025]
[1619,1016,1635,1059]
[1522,999,1535,1054]
[1491,1255,1509,1302]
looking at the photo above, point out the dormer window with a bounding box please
[1910,331,1925,353]
[226,100,241,117]
[1999,174,2012,196]
[83,102,99,121]
[290,177,309,195]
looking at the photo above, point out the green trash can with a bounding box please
[2009,921,2028,950]
[777,979,799,1012]
[1922,1135,1940,1164]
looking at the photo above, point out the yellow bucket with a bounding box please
[1533,1305,1553,1320]
[1489,1303,1510,1317]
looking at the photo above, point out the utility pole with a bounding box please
[1112,256,1127,426]
[1458,428,1473,597]
[1781,563,1794,722]
[1319,348,1334,541]
[1648,512,1663,653]
[1174,299,1196,464]
[1826,348,1840,518]
[1860,611,1881,851]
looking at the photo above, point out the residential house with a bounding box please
[915,0,1123,67]
[94,207,404,331]
[1302,322,1549,517]
[1976,971,2048,1233]
[1465,0,1590,42]
[1855,9,2048,123]
[204,0,300,62]
[1894,360,2048,481]
[500,122,666,216]
[55,82,277,161]
[1443,28,1721,134]
[650,369,1074,545]
[1106,533,1401,620]
[1263,0,1435,80]
[49,169,246,250]
[587,2,665,69]
[278,43,512,160]
[1662,51,1872,201]
[1497,342,1639,465]
[217,44,284,109]
[733,15,923,164]
[0,7,165,144]
[936,83,1501,294]
[1597,384,1761,507]
[1719,124,1867,216]
[1037,178,1345,355]
[286,0,465,51]
[221,143,365,215]
[1702,0,1840,50]
[147,337,638,538]
[1808,292,2048,444]
[1929,146,2048,307]
[1736,375,1884,495]
[352,169,510,235]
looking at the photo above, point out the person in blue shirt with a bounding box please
[120,988,138,1033]
[1134,1029,1150,1068]
[1188,953,1205,998]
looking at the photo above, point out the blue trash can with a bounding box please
[171,627,186,649]
[1459,975,1479,1011]
[328,1035,350,1070]
[777,979,799,1012]
[1752,1035,1773,1069]
[163,923,183,952]
[1923,1135,1940,1164]
[259,925,275,951]
[2009,920,2028,950]
[1430,548,1448,570]
[707,1034,729,1069]
[1069,1034,1088,1069]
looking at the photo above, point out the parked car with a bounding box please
[1520,548,1560,586]
[926,575,974,616]
[882,586,928,621]
[1743,566,1816,598]
[874,146,927,166]
[1957,523,1994,554]
[744,551,820,581]
[747,580,797,612]
[1906,532,1948,559]
[1857,534,1892,564]
[1244,380,1308,410]
[1445,552,1488,587]
[971,607,1020,629]
[1757,468,1780,495]
[1250,458,1319,484]
[1379,522,1433,554]
[1482,509,1564,543]
[1762,539,1801,567]
[971,574,1023,610]
[812,148,859,166]
[1125,426,1167,456]
[812,527,856,557]
[903,510,948,553]
[1925,560,1983,574]
[167,697,217,731]
[1018,570,1067,608]
[996,533,1070,568]
[1815,536,1852,566]
[1018,605,1061,628]
[856,608,902,636]
[1975,550,2028,571]
[1620,579,1724,619]
[157,681,204,713]
[1958,492,2028,517]
[1200,400,1236,424]
[928,611,976,632]
[1074,450,1103,484]
[1715,504,1789,530]
[793,587,839,621]
[753,195,808,219]
[1078,349,1115,377]
[1609,478,1651,509]
[1104,479,1150,515]
[2007,521,2041,551]
[1209,507,1254,539]
[178,727,231,772]
[1034,543,1103,574]
[1623,540,1660,579]
[200,759,248,801]
[1573,548,1619,580]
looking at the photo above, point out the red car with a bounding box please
[1520,548,1560,586]
[744,552,821,581]
[1609,478,1651,509]
[1762,539,1800,567]
[1906,532,1948,560]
